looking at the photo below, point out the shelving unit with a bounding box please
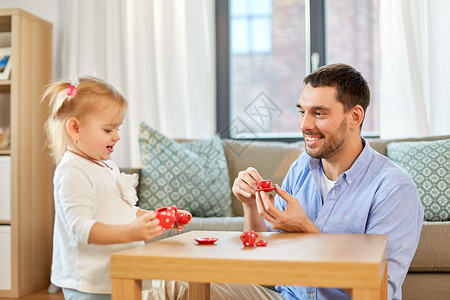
[0,8,53,298]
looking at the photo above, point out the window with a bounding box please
[216,0,380,139]
[230,0,272,54]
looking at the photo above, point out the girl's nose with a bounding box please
[113,130,120,141]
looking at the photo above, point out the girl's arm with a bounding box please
[88,211,162,244]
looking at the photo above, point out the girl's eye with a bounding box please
[104,129,112,133]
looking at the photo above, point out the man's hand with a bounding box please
[232,167,268,232]
[232,167,263,207]
[256,185,321,233]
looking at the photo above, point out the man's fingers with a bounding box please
[256,191,277,223]
[274,184,294,203]
[233,184,252,198]
[245,167,264,185]
[240,169,260,190]
[234,172,256,193]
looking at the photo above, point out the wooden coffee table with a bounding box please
[110,230,388,300]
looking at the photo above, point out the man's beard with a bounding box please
[304,118,348,159]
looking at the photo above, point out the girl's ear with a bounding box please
[66,117,80,142]
[349,105,364,130]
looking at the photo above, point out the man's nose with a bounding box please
[299,113,314,131]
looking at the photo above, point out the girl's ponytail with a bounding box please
[42,80,75,165]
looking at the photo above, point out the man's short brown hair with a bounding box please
[303,63,370,114]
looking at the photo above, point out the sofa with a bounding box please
[125,134,450,300]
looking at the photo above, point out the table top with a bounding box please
[110,230,388,288]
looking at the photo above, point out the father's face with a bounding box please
[297,84,349,159]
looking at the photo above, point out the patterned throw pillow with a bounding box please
[138,122,233,217]
[387,139,450,221]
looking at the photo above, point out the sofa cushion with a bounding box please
[138,123,233,217]
[409,221,450,272]
[387,139,450,221]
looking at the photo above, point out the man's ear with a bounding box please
[349,105,365,130]
[66,117,80,142]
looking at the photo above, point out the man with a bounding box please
[232,63,423,300]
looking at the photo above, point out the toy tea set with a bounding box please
[173,180,273,247]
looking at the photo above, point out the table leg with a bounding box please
[352,261,388,300]
[381,262,388,300]
[352,288,380,299]
[189,282,210,300]
[112,278,142,300]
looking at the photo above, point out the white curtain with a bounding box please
[379,0,450,139]
[61,0,216,167]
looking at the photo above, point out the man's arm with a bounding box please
[232,167,268,232]
[365,183,423,299]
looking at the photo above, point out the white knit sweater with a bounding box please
[51,151,143,294]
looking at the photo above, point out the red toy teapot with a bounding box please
[154,205,178,230]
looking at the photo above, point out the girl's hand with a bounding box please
[173,209,192,232]
[128,211,163,241]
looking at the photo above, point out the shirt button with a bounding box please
[309,293,314,298]
[348,179,352,184]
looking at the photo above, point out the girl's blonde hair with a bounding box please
[42,76,127,165]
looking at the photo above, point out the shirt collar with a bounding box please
[308,137,374,185]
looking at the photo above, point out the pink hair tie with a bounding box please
[66,78,79,98]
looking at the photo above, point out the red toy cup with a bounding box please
[176,210,192,224]
[240,231,258,247]
[154,205,178,230]
[257,180,272,189]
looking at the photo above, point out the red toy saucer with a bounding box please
[255,239,268,247]
[256,187,275,192]
[195,237,218,245]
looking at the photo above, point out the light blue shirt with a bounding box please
[266,138,424,300]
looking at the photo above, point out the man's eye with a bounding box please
[298,110,305,115]
[315,112,323,117]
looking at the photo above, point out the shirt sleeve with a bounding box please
[130,205,139,216]
[366,181,424,300]
[55,163,98,244]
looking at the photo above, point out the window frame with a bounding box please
[216,0,378,141]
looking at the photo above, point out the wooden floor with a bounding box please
[1,289,64,300]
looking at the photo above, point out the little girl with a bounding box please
[42,77,185,300]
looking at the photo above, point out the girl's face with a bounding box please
[77,105,125,161]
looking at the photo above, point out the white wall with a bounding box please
[0,0,63,79]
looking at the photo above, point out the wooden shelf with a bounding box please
[0,148,11,155]
[0,8,53,298]
[0,80,11,93]
[0,15,11,32]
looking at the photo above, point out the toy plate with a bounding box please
[255,239,268,247]
[195,237,218,245]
